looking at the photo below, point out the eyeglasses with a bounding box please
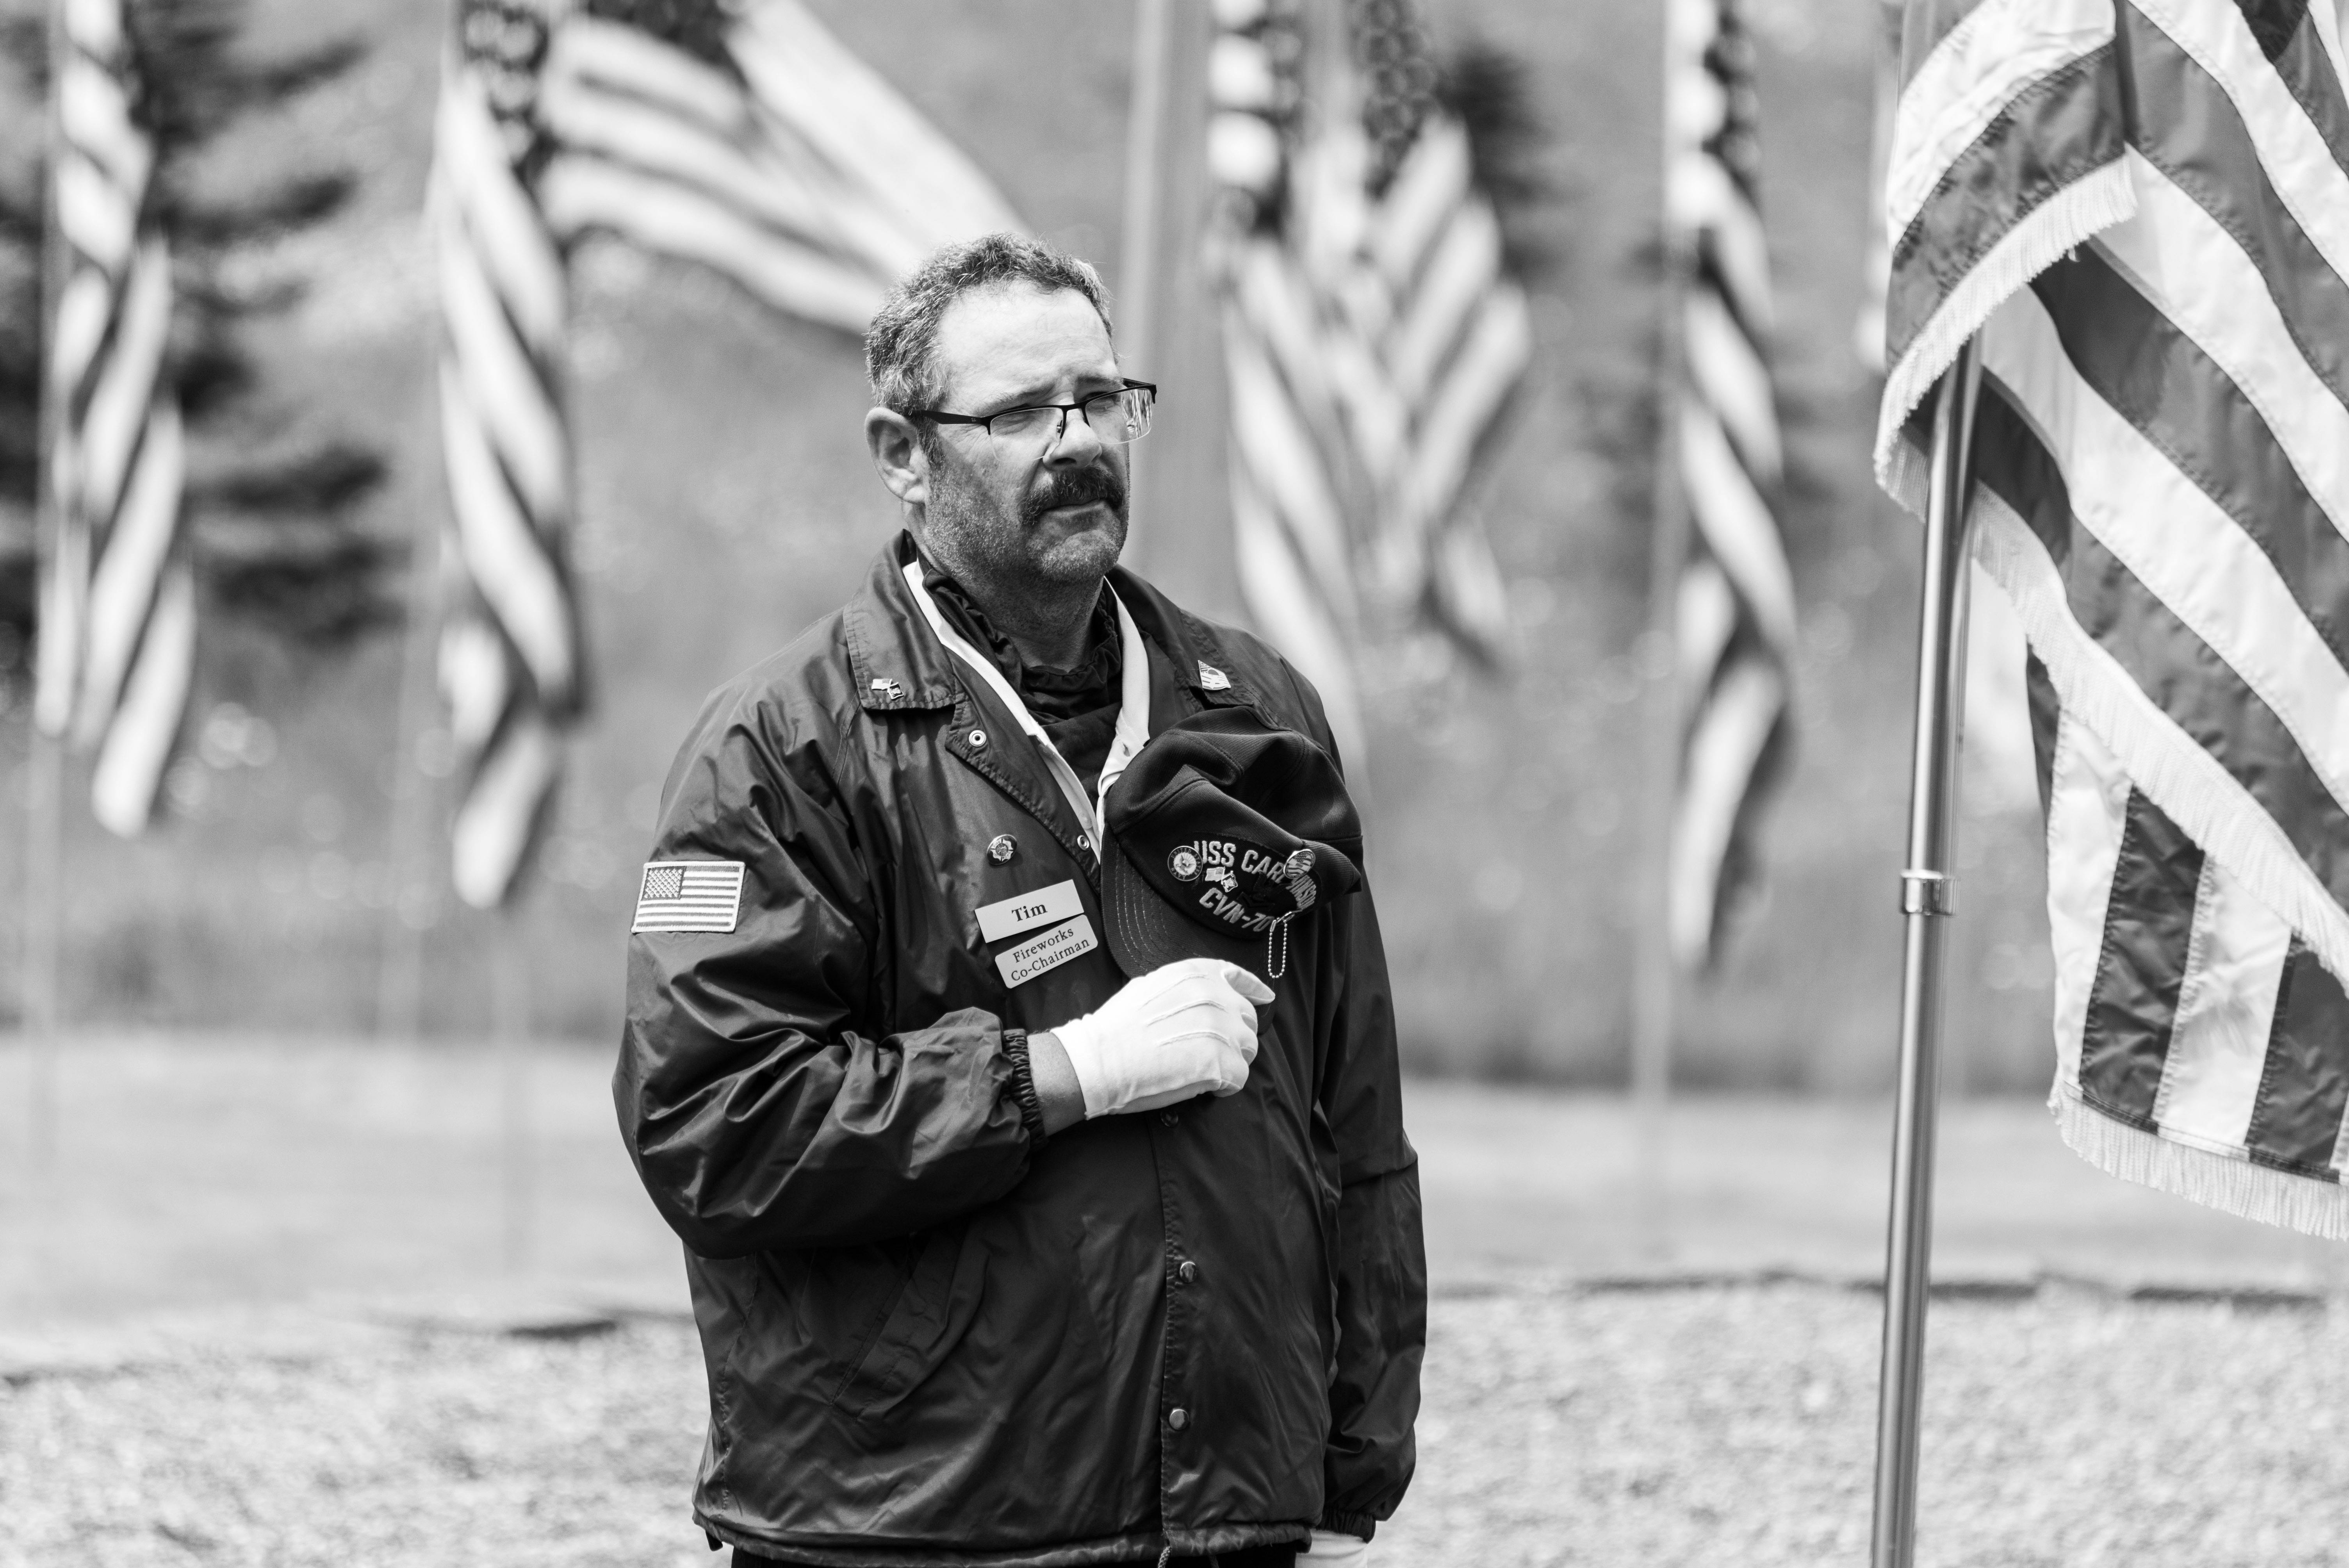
[914,380,1157,447]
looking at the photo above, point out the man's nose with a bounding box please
[1046,404,1107,464]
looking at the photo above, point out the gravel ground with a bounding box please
[5,1283,2345,1568]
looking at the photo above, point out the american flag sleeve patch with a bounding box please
[632,861,746,934]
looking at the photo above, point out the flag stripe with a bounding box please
[2046,710,2137,1091]
[1887,45,2123,369]
[55,149,136,269]
[1666,661,1786,962]
[1896,0,2031,87]
[1387,202,1501,408]
[2095,155,2349,524]
[2039,239,2349,641]
[538,159,884,330]
[88,555,194,838]
[2134,0,2349,246]
[1231,468,1364,764]
[538,39,883,266]
[1397,288,1529,543]
[73,398,182,744]
[433,86,567,356]
[449,709,563,912]
[436,362,577,704]
[2080,786,2202,1122]
[1973,384,2349,895]
[58,57,148,199]
[1888,0,2115,235]
[728,0,1021,247]
[41,0,191,833]
[2246,940,2349,1175]
[1983,288,2349,825]
[2155,850,2292,1157]
[1679,400,1797,650]
[2251,0,2349,164]
[1685,287,1782,481]
[1661,0,1797,969]
[554,14,752,139]
[1673,158,1776,338]
[75,239,170,517]
[1223,298,1360,611]
[1369,121,1472,287]
[2126,10,2349,410]
[437,215,566,518]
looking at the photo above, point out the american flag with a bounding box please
[427,0,1019,907]
[1880,0,2349,1237]
[431,0,584,910]
[37,0,194,838]
[1207,0,1529,761]
[631,859,744,934]
[535,0,1020,332]
[1662,0,1797,971]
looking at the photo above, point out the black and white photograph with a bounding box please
[3,0,2348,1563]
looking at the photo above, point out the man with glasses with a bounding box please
[618,235,1423,1568]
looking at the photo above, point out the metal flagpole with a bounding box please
[22,0,73,1179]
[490,907,534,1272]
[374,475,446,1041]
[1868,337,1982,1568]
[1631,0,1694,1253]
[1114,0,1236,622]
[1117,0,1171,383]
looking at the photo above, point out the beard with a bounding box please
[925,453,1128,588]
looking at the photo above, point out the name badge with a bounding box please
[996,916,1098,987]
[976,879,1084,943]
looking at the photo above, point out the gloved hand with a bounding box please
[1300,1530,1369,1566]
[1045,957,1272,1118]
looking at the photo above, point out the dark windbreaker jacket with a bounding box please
[616,535,1426,1567]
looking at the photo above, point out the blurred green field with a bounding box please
[0,0,2064,1089]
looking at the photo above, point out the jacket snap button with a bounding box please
[969,728,988,747]
[1167,1408,1189,1430]
[1177,1260,1198,1285]
[987,834,1016,864]
[1158,1110,1178,1128]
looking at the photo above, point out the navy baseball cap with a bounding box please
[1100,707,1363,981]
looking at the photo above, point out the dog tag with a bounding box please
[976,879,1083,943]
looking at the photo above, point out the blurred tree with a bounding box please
[0,0,398,706]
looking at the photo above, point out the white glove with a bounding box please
[1047,957,1272,1118]
[1301,1531,1369,1566]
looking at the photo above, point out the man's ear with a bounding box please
[865,408,930,508]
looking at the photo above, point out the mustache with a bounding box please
[1022,463,1127,524]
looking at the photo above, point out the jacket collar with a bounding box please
[843,534,962,713]
[844,531,1262,716]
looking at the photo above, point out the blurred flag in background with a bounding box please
[40,0,193,839]
[1661,0,1796,971]
[1207,0,1529,761]
[1879,0,2349,1237]
[428,0,1023,908]
[431,0,585,911]
[536,0,1021,333]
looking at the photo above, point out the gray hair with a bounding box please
[864,233,1114,418]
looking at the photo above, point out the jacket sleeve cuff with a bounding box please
[1000,1028,1049,1149]
[1316,1509,1378,1542]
